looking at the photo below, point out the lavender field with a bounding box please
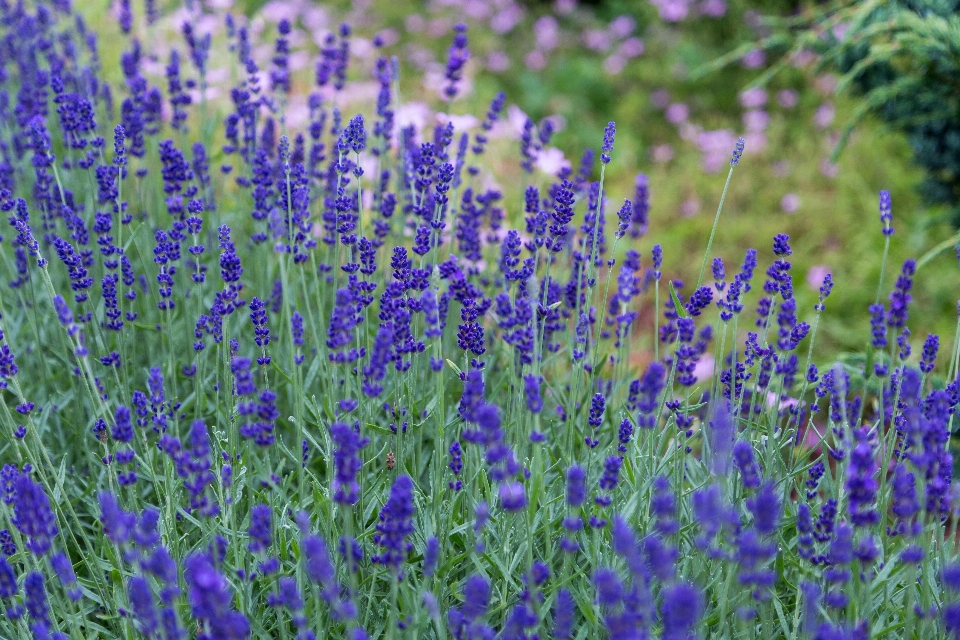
[0,0,959,638]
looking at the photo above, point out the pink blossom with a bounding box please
[534,16,560,51]
[780,193,800,214]
[259,0,296,23]
[649,0,692,22]
[680,196,701,218]
[581,28,609,52]
[554,0,577,15]
[507,104,530,136]
[693,354,715,383]
[815,74,838,94]
[814,102,835,129]
[738,87,767,109]
[698,0,726,17]
[650,144,674,163]
[696,129,737,173]
[619,37,644,58]
[741,49,765,69]
[772,161,791,178]
[820,158,839,178]
[743,131,767,154]
[665,103,689,124]
[791,49,816,67]
[525,50,548,71]
[405,14,425,33]
[465,2,491,19]
[491,6,524,34]
[806,265,831,292]
[437,113,480,132]
[396,102,432,138]
[603,55,626,75]
[374,28,399,47]
[651,89,670,110]
[486,51,511,72]
[536,147,571,176]
[777,89,799,109]
[742,109,769,132]
[427,18,451,38]
[609,15,636,38]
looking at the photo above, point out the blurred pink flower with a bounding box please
[525,50,548,70]
[581,28,609,52]
[609,15,636,38]
[651,89,670,109]
[698,0,726,17]
[534,16,560,51]
[791,49,816,67]
[741,49,765,69]
[696,129,737,173]
[649,0,692,22]
[464,2,491,19]
[806,265,831,291]
[772,160,791,178]
[536,147,571,176]
[260,0,297,23]
[832,22,849,41]
[680,196,701,217]
[427,18,451,38]
[693,354,715,383]
[742,109,769,132]
[665,103,689,124]
[815,74,838,94]
[738,87,767,109]
[491,6,524,34]
[486,51,510,72]
[619,37,644,58]
[820,158,839,178]
[405,14,425,32]
[375,28,399,47]
[814,102,835,129]
[507,104,529,136]
[437,113,480,132]
[603,55,626,75]
[554,0,577,14]
[777,89,799,109]
[650,144,674,163]
[743,132,767,154]
[396,102,432,137]
[780,193,800,214]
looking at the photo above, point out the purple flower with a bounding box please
[886,259,915,330]
[50,551,81,601]
[330,422,369,505]
[184,552,250,638]
[372,475,416,576]
[600,122,616,164]
[12,475,58,556]
[566,465,587,507]
[733,441,762,489]
[499,481,527,512]
[661,583,703,640]
[730,137,745,165]
[248,504,272,554]
[920,334,939,373]
[846,427,879,528]
[746,483,781,536]
[553,589,575,639]
[879,190,893,236]
[444,24,470,100]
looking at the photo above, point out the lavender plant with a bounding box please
[0,2,957,639]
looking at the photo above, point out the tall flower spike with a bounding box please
[730,137,745,165]
[372,475,416,577]
[600,122,616,163]
[444,24,470,100]
[879,190,894,236]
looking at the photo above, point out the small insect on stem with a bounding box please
[386,451,396,471]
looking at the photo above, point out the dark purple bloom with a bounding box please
[846,427,879,528]
[248,504,272,554]
[524,375,543,414]
[372,475,416,576]
[879,190,893,236]
[661,583,703,640]
[566,465,587,507]
[746,483,781,536]
[730,137,745,165]
[920,334,939,373]
[330,422,369,505]
[99,491,135,545]
[886,259,915,330]
[499,481,527,512]
[600,122,616,164]
[12,475,58,555]
[444,24,470,100]
[733,441,762,489]
[184,552,250,638]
